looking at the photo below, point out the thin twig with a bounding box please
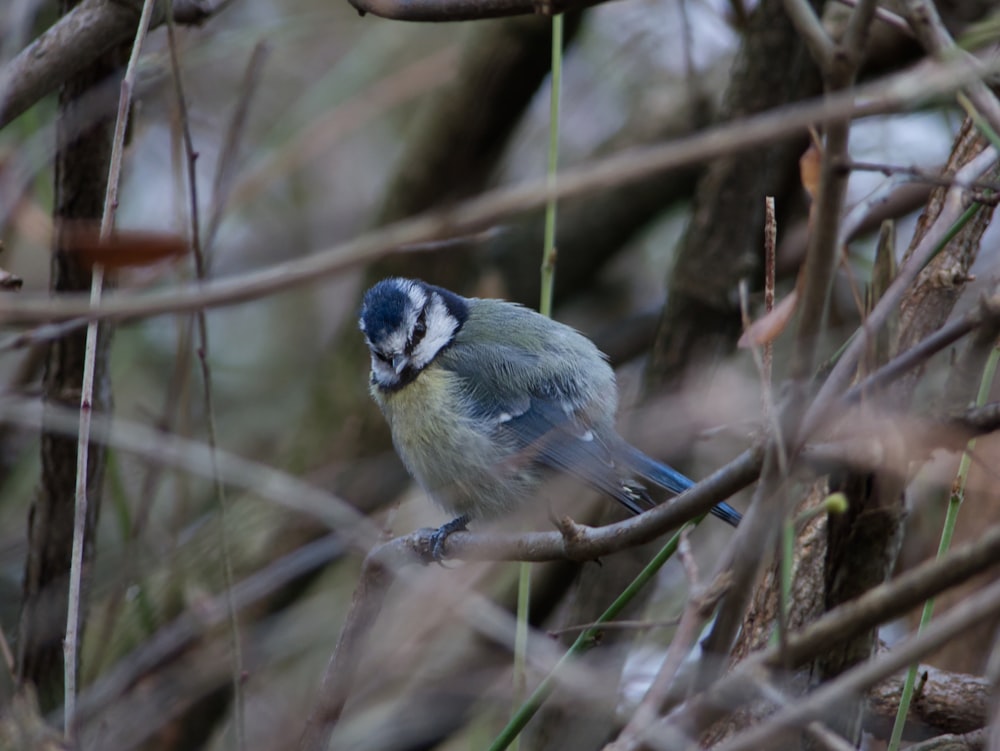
[781,0,834,70]
[3,54,1000,325]
[842,286,1000,407]
[73,534,343,728]
[204,41,269,257]
[163,4,245,747]
[832,0,911,36]
[755,682,858,751]
[0,623,14,675]
[838,158,1000,193]
[763,196,775,390]
[902,0,1000,139]
[0,0,216,131]
[791,0,876,380]
[613,531,730,751]
[806,146,998,434]
[63,0,157,735]
[700,576,1000,751]
[662,517,1000,742]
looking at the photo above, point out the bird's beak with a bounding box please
[392,354,407,374]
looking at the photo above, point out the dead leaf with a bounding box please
[59,222,188,271]
[738,289,798,348]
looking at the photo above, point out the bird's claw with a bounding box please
[429,515,469,563]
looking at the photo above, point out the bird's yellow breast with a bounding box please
[372,365,499,512]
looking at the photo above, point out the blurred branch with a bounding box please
[299,540,403,751]
[901,0,1000,137]
[229,48,459,213]
[2,53,999,326]
[16,0,121,714]
[490,57,719,305]
[613,533,728,751]
[0,396,375,540]
[647,0,821,388]
[843,291,1000,406]
[377,13,578,223]
[906,729,987,751]
[204,41,270,256]
[664,523,1000,742]
[943,295,1000,409]
[0,0,217,131]
[346,0,595,22]
[782,0,834,70]
[683,575,1000,751]
[789,0,876,381]
[865,666,989,740]
[163,4,247,745]
[894,120,996,399]
[800,398,1000,477]
[74,534,343,739]
[778,180,931,275]
[805,144,998,435]
[836,158,1000,192]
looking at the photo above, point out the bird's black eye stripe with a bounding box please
[375,351,390,363]
[409,308,428,350]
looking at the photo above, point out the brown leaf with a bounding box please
[59,222,189,271]
[800,140,823,202]
[738,289,798,348]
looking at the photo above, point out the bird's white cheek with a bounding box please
[371,357,397,387]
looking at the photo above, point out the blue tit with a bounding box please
[359,277,741,555]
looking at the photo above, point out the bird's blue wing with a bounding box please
[437,342,741,526]
[618,445,742,526]
[500,396,653,515]
[437,344,651,514]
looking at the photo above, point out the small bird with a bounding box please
[359,278,741,556]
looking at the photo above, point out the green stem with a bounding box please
[510,15,564,749]
[489,519,700,751]
[886,345,1000,751]
[957,91,1000,152]
[539,14,563,319]
[511,560,531,751]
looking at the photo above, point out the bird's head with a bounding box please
[359,278,467,390]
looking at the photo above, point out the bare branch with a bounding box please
[866,666,989,740]
[690,576,1000,751]
[0,0,218,131]
[901,0,1000,137]
[805,145,998,434]
[345,0,593,22]
[663,518,1000,741]
[781,0,834,70]
[0,55,999,328]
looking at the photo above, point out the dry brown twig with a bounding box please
[0,0,218,131]
[63,0,159,734]
[0,53,998,326]
[678,575,1000,751]
[610,532,733,751]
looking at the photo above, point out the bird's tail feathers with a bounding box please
[622,446,742,527]
[621,445,693,495]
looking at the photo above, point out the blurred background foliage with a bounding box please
[1,0,999,748]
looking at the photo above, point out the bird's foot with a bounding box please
[430,515,469,563]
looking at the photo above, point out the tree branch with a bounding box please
[0,0,217,131]
[663,517,1000,742]
[1,54,998,327]
[687,575,1000,751]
